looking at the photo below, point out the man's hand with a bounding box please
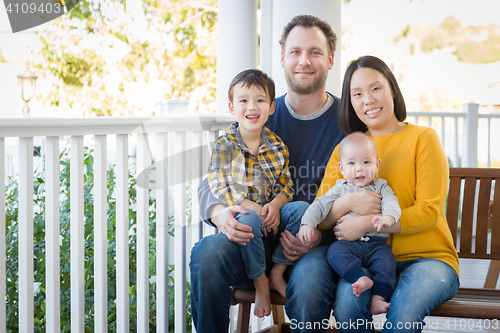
[211,205,253,245]
[280,229,321,262]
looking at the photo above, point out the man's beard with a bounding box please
[285,67,328,95]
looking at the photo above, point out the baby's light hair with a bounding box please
[338,132,378,162]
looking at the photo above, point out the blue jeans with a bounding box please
[333,258,459,333]
[191,201,338,332]
[238,202,303,279]
[285,245,338,332]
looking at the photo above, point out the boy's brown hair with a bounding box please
[228,69,275,104]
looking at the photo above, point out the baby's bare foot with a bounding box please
[269,269,287,298]
[370,295,391,315]
[254,276,272,318]
[352,276,373,297]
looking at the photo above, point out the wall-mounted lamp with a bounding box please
[17,61,39,116]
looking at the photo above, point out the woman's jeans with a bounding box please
[333,258,460,333]
[190,201,339,333]
[238,202,302,279]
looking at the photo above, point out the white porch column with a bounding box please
[463,101,479,167]
[216,0,258,113]
[270,0,342,97]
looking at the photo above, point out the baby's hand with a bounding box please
[372,216,395,232]
[297,225,314,244]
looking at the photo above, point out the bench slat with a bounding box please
[460,177,476,254]
[484,260,500,289]
[492,178,500,255]
[430,300,500,320]
[476,177,492,254]
[447,175,462,246]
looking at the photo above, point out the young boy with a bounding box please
[297,132,401,315]
[207,69,306,318]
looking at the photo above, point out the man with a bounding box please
[190,15,344,332]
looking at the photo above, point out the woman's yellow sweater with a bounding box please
[317,123,459,274]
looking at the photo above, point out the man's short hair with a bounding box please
[279,15,337,54]
[228,69,276,104]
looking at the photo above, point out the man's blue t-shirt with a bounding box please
[266,93,344,204]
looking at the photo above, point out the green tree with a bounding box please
[35,0,217,116]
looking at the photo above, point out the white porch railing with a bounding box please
[406,102,500,168]
[2,101,500,333]
[0,114,237,333]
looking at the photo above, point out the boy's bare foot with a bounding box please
[268,264,288,298]
[253,275,272,318]
[352,276,373,297]
[370,295,391,315]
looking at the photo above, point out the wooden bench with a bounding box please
[429,167,500,320]
[231,167,500,332]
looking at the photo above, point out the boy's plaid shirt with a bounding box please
[208,122,294,206]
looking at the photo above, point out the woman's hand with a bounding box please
[348,190,382,216]
[280,229,321,261]
[328,191,382,223]
[333,214,375,241]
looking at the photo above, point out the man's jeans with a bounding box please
[190,201,338,332]
[333,258,459,333]
[237,202,303,279]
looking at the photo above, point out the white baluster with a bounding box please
[70,136,84,333]
[156,132,169,333]
[94,135,108,333]
[137,133,150,332]
[116,134,130,333]
[19,137,34,333]
[191,131,204,244]
[46,137,60,333]
[174,132,187,333]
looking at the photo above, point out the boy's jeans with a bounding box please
[237,201,305,279]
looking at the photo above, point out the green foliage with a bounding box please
[417,15,500,63]
[421,36,442,52]
[35,0,218,115]
[37,35,104,87]
[452,35,500,63]
[440,15,461,31]
[401,25,410,38]
[4,147,191,332]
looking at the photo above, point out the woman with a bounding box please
[318,55,459,332]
